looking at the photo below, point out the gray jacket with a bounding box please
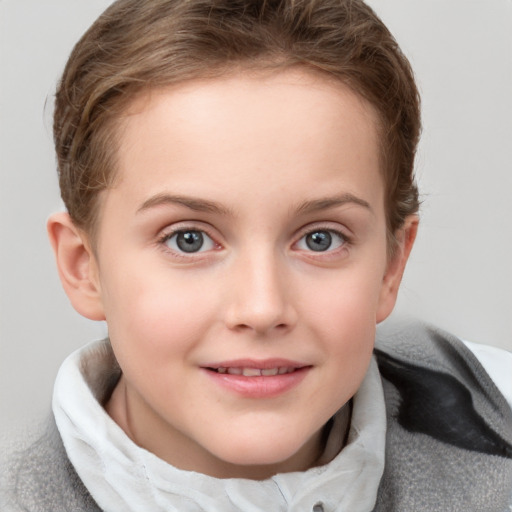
[2,323,512,511]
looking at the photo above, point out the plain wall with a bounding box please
[1,0,511,435]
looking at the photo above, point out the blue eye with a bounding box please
[297,229,346,252]
[164,230,215,253]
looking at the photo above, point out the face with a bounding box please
[79,69,411,478]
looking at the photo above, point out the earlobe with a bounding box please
[47,212,106,321]
[376,215,419,323]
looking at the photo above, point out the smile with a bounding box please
[202,360,311,398]
[210,366,299,376]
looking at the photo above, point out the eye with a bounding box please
[163,229,216,253]
[296,229,346,252]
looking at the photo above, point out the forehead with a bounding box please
[107,68,383,217]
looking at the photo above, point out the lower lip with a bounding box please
[202,367,310,398]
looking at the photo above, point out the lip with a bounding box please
[201,359,311,398]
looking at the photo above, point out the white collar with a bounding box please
[53,340,386,512]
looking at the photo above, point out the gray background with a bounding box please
[1,0,511,435]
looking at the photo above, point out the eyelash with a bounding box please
[294,226,352,256]
[157,225,220,259]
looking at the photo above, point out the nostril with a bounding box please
[312,502,324,512]
[228,318,292,334]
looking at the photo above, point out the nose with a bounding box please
[224,250,298,335]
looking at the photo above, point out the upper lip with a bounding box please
[201,358,308,370]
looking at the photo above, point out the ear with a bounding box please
[47,212,106,321]
[376,215,419,323]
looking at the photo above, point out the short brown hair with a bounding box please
[54,0,421,244]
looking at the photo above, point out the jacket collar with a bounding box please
[53,339,386,512]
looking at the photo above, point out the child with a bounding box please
[2,0,511,510]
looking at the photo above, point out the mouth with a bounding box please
[206,366,301,376]
[201,360,311,398]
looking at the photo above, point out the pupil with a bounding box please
[306,231,331,252]
[176,231,204,253]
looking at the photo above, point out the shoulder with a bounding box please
[374,320,512,442]
[373,320,512,511]
[1,415,101,512]
[375,320,512,416]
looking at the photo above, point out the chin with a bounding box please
[225,448,292,467]
[210,430,318,474]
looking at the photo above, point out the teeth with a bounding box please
[242,368,262,377]
[217,367,295,376]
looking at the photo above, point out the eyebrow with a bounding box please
[137,192,372,217]
[296,193,373,215]
[137,193,233,215]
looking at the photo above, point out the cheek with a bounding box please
[305,260,386,328]
[302,265,383,387]
[100,265,218,361]
[322,298,376,377]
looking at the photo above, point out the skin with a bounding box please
[48,68,417,480]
